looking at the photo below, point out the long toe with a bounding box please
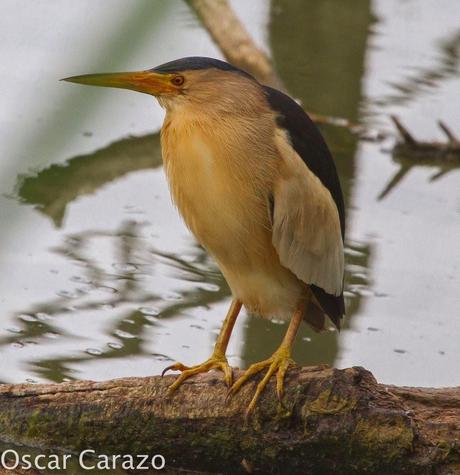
[227,358,273,399]
[161,362,190,377]
[227,350,295,418]
[164,355,233,394]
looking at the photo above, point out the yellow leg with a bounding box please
[228,300,306,417]
[162,299,242,392]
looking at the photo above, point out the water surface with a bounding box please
[0,0,459,388]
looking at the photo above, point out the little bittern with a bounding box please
[64,57,345,416]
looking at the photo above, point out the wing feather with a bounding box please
[272,131,344,296]
[264,86,346,326]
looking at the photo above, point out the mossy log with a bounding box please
[0,366,459,474]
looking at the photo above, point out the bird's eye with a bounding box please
[171,75,185,86]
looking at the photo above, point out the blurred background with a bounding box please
[0,0,459,388]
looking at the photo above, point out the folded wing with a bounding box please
[264,86,346,327]
[272,129,344,296]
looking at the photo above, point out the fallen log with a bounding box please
[0,366,459,474]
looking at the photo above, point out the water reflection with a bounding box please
[12,136,371,380]
[378,117,460,200]
[269,0,373,205]
[17,133,162,227]
[242,240,371,367]
[372,30,460,108]
[7,0,376,381]
[271,0,372,117]
[3,0,459,388]
[269,0,372,221]
[241,0,374,367]
[4,191,370,381]
[2,219,229,382]
[378,149,460,200]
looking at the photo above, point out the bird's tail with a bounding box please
[303,300,327,332]
[303,290,344,332]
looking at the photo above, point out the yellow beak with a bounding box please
[61,70,175,95]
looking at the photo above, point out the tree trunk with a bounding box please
[0,366,459,474]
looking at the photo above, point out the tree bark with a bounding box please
[0,366,459,474]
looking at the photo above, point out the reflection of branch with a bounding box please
[375,31,460,108]
[377,165,412,201]
[3,221,229,382]
[17,133,162,227]
[438,120,459,143]
[186,0,282,89]
[186,0,356,130]
[391,115,460,162]
[391,115,416,145]
[376,117,460,200]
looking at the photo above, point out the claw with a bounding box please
[222,363,233,387]
[161,362,189,377]
[161,367,170,378]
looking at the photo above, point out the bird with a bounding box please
[63,57,345,416]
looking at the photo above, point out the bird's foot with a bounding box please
[162,352,233,394]
[227,345,295,418]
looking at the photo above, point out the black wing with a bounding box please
[264,86,345,327]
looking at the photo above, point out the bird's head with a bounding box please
[62,57,263,115]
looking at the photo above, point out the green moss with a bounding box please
[306,388,357,415]
[27,408,55,437]
[435,439,460,463]
[353,416,413,464]
[262,446,279,460]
